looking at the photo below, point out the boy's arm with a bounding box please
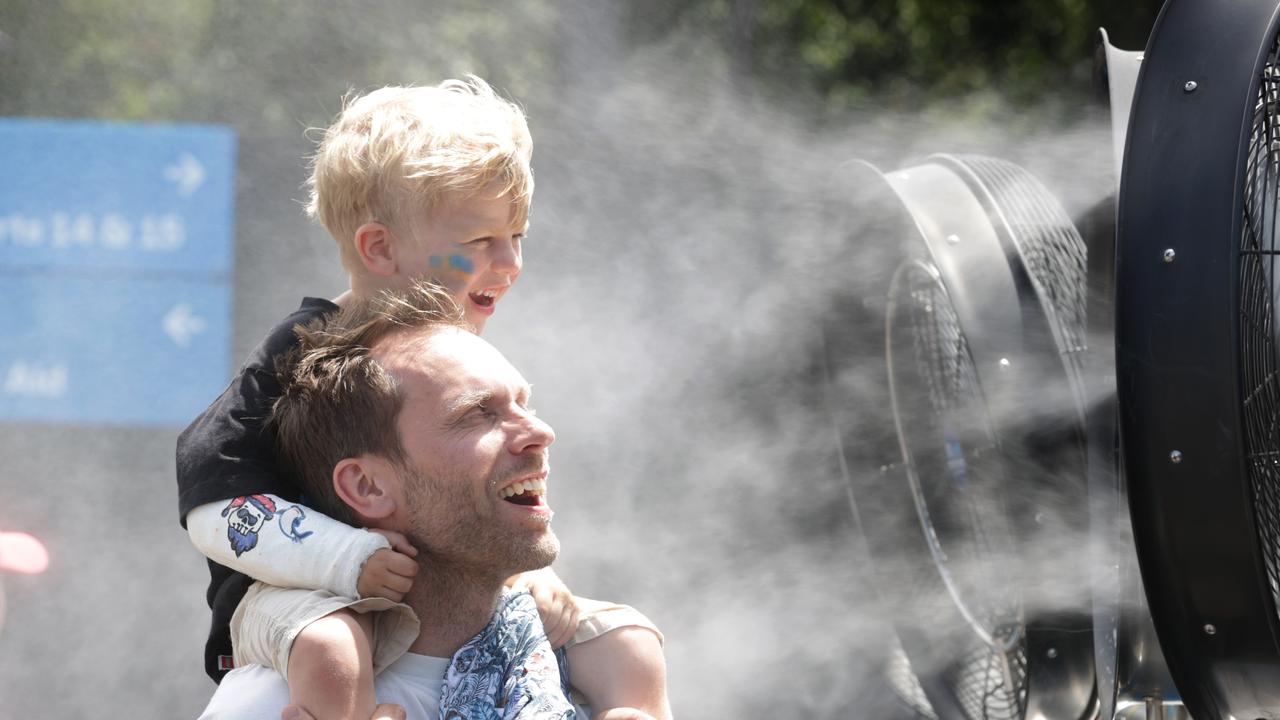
[187,496,415,599]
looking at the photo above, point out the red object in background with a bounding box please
[0,532,48,575]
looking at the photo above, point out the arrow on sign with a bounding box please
[164,152,206,197]
[163,303,207,347]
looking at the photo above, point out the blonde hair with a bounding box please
[307,76,534,272]
[272,280,467,524]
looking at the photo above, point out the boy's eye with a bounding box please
[465,236,493,246]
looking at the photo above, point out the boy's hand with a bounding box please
[357,529,419,602]
[509,567,580,649]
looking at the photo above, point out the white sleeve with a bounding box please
[186,495,390,599]
[196,665,290,720]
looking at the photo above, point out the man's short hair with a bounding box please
[306,76,534,273]
[271,280,468,524]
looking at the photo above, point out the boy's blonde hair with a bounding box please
[307,77,533,272]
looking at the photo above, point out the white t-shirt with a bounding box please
[198,652,451,720]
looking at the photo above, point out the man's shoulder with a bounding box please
[200,657,452,720]
[196,665,290,720]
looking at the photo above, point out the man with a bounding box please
[199,281,596,719]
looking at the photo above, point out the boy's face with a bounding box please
[393,185,525,333]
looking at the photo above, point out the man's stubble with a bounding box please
[398,458,560,581]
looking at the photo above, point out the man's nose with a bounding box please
[509,410,555,454]
[490,236,522,277]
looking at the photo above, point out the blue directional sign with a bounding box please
[0,119,236,426]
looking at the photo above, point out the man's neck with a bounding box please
[404,559,508,657]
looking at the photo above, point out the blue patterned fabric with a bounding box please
[438,589,576,719]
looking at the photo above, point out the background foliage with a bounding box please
[0,0,1163,128]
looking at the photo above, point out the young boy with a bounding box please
[177,78,669,720]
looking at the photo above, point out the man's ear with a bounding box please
[353,221,397,277]
[333,456,398,519]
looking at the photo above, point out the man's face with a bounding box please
[377,326,558,575]
[391,182,526,333]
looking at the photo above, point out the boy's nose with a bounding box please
[491,237,522,276]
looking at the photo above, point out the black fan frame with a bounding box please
[1116,0,1280,717]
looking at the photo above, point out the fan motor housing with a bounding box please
[1117,0,1280,717]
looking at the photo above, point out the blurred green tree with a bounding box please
[623,0,1163,113]
[0,0,559,130]
[0,0,1163,125]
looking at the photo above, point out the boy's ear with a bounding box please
[333,455,399,520]
[353,222,397,277]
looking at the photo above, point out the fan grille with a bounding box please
[1240,35,1280,621]
[958,155,1089,382]
[947,638,1029,720]
[891,261,1028,720]
[887,637,940,719]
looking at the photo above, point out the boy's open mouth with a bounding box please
[470,290,498,308]
[501,478,546,507]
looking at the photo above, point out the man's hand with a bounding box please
[508,567,580,648]
[357,529,419,602]
[281,703,405,720]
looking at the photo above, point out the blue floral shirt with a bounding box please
[439,589,576,719]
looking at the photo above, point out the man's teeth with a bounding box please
[501,479,547,498]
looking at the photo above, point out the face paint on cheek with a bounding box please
[427,254,477,290]
[448,254,475,275]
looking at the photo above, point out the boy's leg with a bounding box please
[287,609,376,720]
[230,583,419,719]
[566,599,671,720]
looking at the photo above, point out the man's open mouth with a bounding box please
[501,478,546,507]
